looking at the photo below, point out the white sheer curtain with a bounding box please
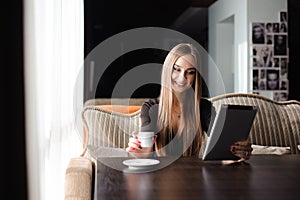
[24,0,84,199]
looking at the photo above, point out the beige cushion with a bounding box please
[64,157,93,200]
[251,144,291,155]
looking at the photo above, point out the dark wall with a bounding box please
[4,0,28,199]
[84,0,209,101]
[84,0,191,57]
[288,0,300,101]
[84,0,300,102]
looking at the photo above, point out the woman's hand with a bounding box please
[126,131,156,158]
[230,140,253,160]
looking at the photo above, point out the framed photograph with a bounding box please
[266,34,273,45]
[280,57,288,68]
[252,46,258,56]
[253,57,258,67]
[280,79,288,90]
[279,92,288,101]
[273,57,280,67]
[260,69,266,79]
[273,23,279,33]
[253,69,259,90]
[280,22,287,33]
[257,45,273,67]
[266,69,279,90]
[274,92,288,101]
[265,22,273,33]
[280,58,288,79]
[258,80,266,90]
[252,23,265,44]
[274,34,287,56]
[280,11,287,23]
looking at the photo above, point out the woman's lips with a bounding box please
[175,81,187,87]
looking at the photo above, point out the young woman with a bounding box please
[126,43,252,160]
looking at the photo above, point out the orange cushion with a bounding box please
[97,105,141,114]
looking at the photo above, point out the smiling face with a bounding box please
[171,54,196,93]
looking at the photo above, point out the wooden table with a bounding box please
[94,155,300,200]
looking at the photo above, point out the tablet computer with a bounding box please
[202,104,258,160]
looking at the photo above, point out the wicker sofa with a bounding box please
[64,93,300,200]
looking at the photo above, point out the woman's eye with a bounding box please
[187,70,196,75]
[173,66,181,72]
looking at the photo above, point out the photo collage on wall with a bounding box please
[250,11,288,101]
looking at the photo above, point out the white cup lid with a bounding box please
[138,131,154,138]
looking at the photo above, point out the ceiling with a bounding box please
[191,0,218,7]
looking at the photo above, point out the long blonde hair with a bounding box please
[156,43,203,157]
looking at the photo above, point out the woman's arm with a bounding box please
[126,99,159,158]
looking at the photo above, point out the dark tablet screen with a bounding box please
[202,104,258,160]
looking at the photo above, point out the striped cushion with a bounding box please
[82,94,300,155]
[82,106,141,149]
[209,93,300,154]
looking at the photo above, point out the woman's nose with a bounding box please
[178,71,187,80]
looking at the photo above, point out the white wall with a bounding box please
[209,0,248,96]
[208,0,287,96]
[248,0,287,22]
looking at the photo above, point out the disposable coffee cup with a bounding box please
[137,132,155,147]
